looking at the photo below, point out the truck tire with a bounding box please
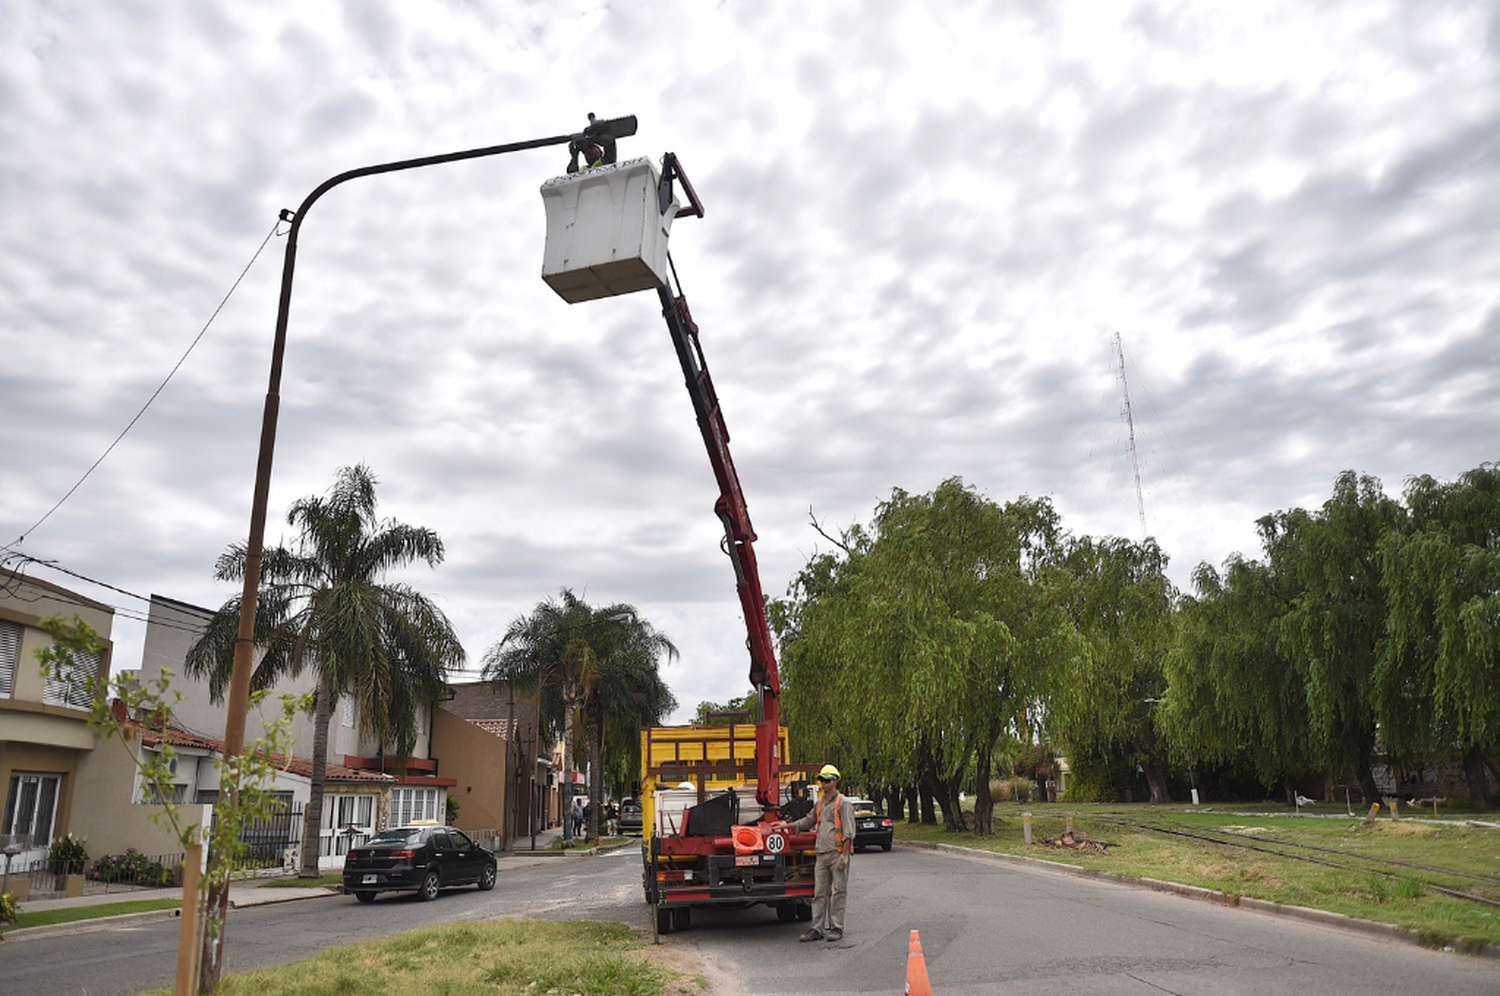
[672,907,692,931]
[776,903,797,923]
[796,902,812,921]
[655,905,674,934]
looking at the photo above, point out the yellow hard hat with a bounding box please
[817,764,841,782]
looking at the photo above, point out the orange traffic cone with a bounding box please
[905,929,933,996]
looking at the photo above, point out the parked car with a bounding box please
[343,823,497,902]
[619,798,644,836]
[847,798,894,852]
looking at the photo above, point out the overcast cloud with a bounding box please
[3,1,1497,719]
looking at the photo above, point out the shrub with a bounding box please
[990,777,1038,803]
[48,833,89,875]
[90,848,177,888]
[0,891,18,925]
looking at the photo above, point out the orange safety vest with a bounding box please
[814,792,851,854]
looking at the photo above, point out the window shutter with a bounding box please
[0,620,20,697]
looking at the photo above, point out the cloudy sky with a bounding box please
[3,1,1497,722]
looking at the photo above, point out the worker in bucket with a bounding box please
[775,763,856,942]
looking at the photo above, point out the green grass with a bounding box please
[137,919,694,996]
[257,873,343,889]
[894,803,1500,951]
[549,836,631,851]
[10,897,181,930]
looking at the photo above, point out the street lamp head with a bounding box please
[584,113,638,140]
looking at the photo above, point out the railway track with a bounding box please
[1087,816,1500,908]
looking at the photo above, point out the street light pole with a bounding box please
[201,115,637,994]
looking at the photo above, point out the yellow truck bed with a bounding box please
[639,724,795,841]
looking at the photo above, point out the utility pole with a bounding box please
[1113,332,1148,540]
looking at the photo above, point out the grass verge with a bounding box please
[258,874,342,889]
[136,919,702,996]
[11,897,181,931]
[894,803,1500,951]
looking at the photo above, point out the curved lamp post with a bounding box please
[199,115,637,994]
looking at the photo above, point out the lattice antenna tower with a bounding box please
[1113,332,1147,539]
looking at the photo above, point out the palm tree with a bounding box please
[482,589,676,842]
[186,464,465,876]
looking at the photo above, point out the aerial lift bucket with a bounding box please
[540,157,680,303]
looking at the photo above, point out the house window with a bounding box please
[390,787,439,827]
[3,773,61,845]
[41,643,100,710]
[341,696,354,728]
[140,783,187,805]
[0,620,20,698]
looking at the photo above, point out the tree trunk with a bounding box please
[937,771,966,831]
[562,698,575,841]
[906,784,920,822]
[1357,767,1382,807]
[587,708,604,839]
[1462,746,1492,811]
[974,742,994,835]
[300,684,333,878]
[919,780,936,825]
[1143,751,1171,804]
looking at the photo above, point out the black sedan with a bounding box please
[848,798,894,852]
[343,824,497,902]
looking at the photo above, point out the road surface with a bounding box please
[2,845,1494,995]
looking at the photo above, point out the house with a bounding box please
[138,593,455,858]
[0,567,116,871]
[433,680,561,844]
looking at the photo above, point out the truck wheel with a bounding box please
[672,907,692,931]
[796,902,813,921]
[776,903,797,922]
[655,905,674,934]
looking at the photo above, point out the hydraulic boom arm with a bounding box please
[656,280,784,811]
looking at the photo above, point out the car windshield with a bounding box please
[851,801,884,816]
[622,803,641,814]
[368,829,423,846]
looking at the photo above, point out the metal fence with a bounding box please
[215,803,305,873]
[23,851,186,899]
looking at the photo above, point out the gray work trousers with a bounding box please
[812,850,849,932]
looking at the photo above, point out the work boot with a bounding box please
[798,928,824,942]
[825,929,843,942]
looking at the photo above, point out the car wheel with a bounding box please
[418,869,441,902]
[881,842,892,852]
[477,862,497,891]
[354,890,376,903]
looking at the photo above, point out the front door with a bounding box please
[3,772,62,871]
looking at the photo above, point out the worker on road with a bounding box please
[775,764,855,942]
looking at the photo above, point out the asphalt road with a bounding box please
[2,845,1496,995]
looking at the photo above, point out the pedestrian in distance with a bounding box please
[773,763,855,942]
[570,795,585,838]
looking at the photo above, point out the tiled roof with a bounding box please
[471,718,514,740]
[131,721,395,784]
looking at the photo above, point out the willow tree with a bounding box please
[1376,465,1500,808]
[1262,471,1403,803]
[1052,536,1176,802]
[776,479,1076,833]
[1162,555,1317,790]
[187,464,464,876]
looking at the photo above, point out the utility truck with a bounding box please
[539,119,825,934]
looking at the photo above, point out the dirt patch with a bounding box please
[1041,832,1111,855]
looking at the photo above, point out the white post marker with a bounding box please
[1022,812,1032,845]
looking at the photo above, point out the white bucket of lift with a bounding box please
[540,157,680,303]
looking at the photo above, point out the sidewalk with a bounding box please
[18,879,337,915]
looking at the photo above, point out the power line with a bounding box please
[1,552,217,637]
[4,218,283,550]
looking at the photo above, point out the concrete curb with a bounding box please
[231,888,339,908]
[895,839,1500,961]
[2,907,182,942]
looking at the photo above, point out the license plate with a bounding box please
[735,855,757,866]
[362,874,376,884]
[860,822,874,829]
